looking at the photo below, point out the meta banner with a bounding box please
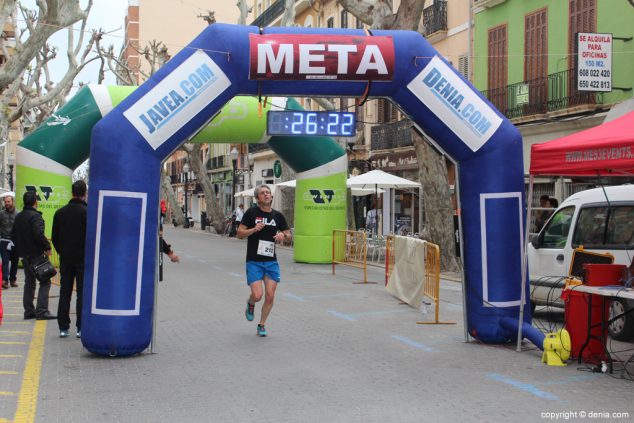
[249,34,394,81]
[407,56,502,153]
[124,50,231,150]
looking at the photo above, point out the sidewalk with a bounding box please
[1,226,631,422]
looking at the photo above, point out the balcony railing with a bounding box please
[371,119,413,151]
[249,143,271,153]
[481,68,603,120]
[422,0,447,37]
[251,0,285,27]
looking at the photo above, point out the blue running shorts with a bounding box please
[246,261,281,285]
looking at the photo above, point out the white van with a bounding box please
[528,185,634,340]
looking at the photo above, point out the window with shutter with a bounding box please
[327,17,334,28]
[458,55,469,80]
[569,0,596,106]
[341,10,348,28]
[525,8,548,114]
[488,24,507,113]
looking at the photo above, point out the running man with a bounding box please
[237,185,291,337]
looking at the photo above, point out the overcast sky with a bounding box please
[21,0,128,89]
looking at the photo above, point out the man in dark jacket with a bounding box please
[52,180,87,338]
[11,191,55,320]
[0,194,19,289]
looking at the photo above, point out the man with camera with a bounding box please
[11,191,56,320]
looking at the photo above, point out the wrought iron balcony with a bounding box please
[371,119,414,151]
[422,0,447,38]
[249,143,271,153]
[480,68,604,120]
[251,0,285,27]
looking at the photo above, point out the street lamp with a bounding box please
[230,147,239,214]
[247,152,254,191]
[7,152,15,191]
[183,161,189,228]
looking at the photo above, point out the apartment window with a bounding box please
[487,24,507,111]
[377,99,395,124]
[327,17,334,28]
[341,10,348,28]
[458,55,469,80]
[525,8,548,111]
[569,0,596,65]
[568,0,596,105]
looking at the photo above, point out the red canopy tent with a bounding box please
[517,110,634,350]
[530,110,634,176]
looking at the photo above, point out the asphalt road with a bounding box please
[1,226,632,422]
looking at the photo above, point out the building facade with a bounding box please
[121,0,242,220]
[473,0,634,202]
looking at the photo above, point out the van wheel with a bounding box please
[608,299,634,341]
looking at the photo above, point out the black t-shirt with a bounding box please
[241,206,289,262]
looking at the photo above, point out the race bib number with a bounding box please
[257,240,275,257]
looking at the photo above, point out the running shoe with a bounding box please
[257,324,267,337]
[76,331,81,339]
[245,300,254,322]
[60,330,69,338]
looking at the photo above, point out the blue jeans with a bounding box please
[0,240,19,283]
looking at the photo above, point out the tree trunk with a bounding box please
[184,144,225,233]
[412,129,459,272]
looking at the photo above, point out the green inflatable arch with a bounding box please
[16,85,346,262]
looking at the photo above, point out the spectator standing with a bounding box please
[0,195,19,289]
[237,185,291,337]
[534,195,551,233]
[52,181,87,338]
[11,191,56,320]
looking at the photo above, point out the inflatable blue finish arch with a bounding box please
[84,24,531,356]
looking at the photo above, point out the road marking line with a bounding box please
[4,300,22,303]
[0,322,31,325]
[1,313,22,316]
[487,373,559,401]
[0,341,27,345]
[0,371,18,375]
[0,355,22,358]
[327,310,356,321]
[0,331,30,335]
[391,335,436,352]
[0,391,16,396]
[283,293,306,302]
[354,309,411,317]
[15,320,47,423]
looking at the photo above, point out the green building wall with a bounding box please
[473,0,633,106]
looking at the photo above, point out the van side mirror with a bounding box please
[530,233,541,249]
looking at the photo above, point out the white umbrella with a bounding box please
[346,170,420,234]
[346,169,420,189]
[275,179,382,196]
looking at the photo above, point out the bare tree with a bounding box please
[337,1,459,270]
[1,1,104,141]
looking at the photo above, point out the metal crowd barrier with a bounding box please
[385,235,455,325]
[332,230,373,284]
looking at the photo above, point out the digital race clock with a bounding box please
[267,111,356,137]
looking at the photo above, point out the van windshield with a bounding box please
[542,206,575,248]
[572,205,634,249]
